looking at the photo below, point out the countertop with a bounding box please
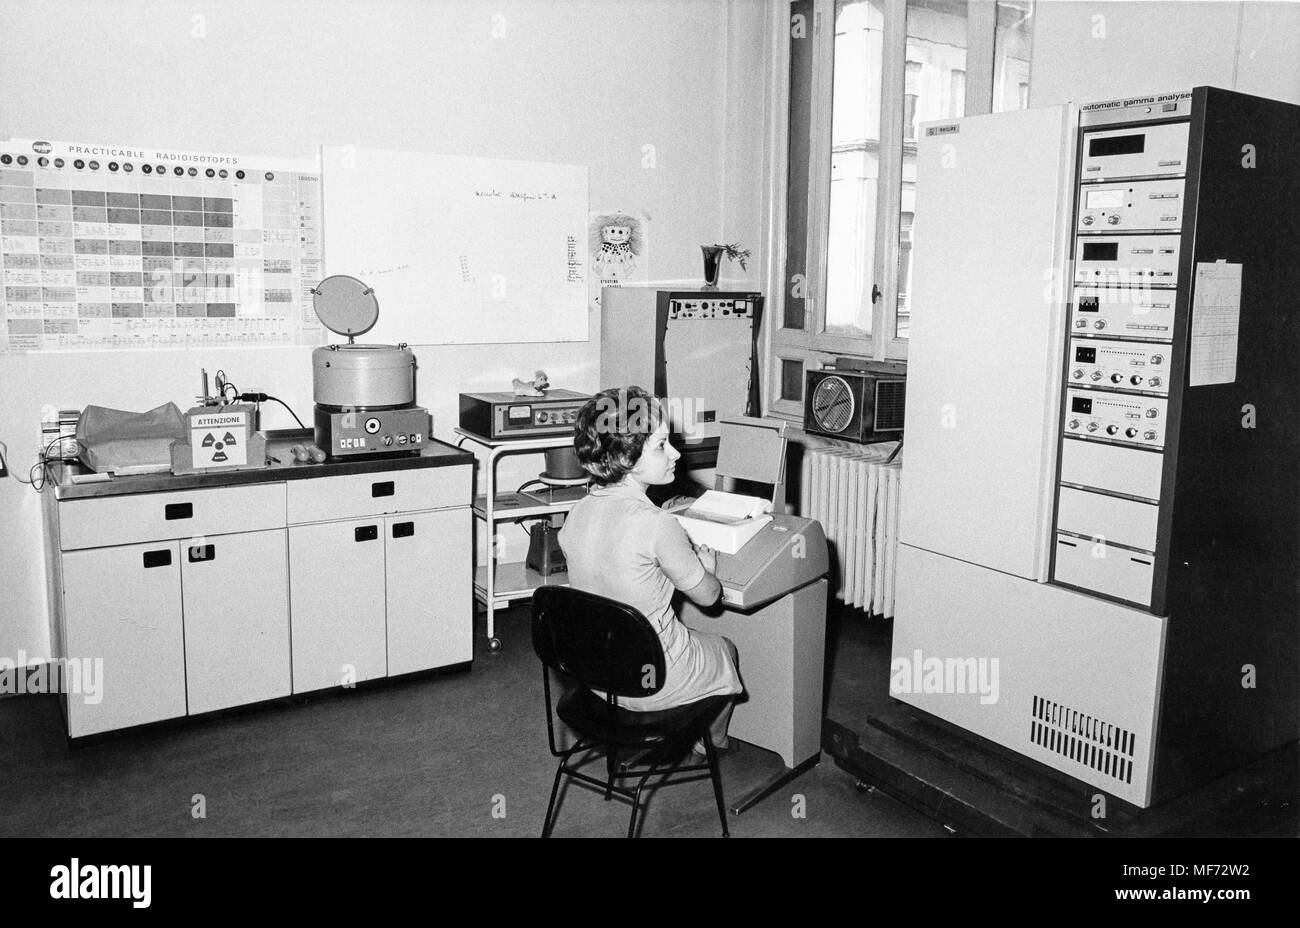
[50,429,475,501]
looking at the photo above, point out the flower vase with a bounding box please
[701,245,724,290]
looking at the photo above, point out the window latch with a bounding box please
[871,284,881,305]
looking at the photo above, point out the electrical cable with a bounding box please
[237,392,305,428]
[214,369,239,402]
[0,440,36,485]
[3,436,83,492]
[265,395,305,429]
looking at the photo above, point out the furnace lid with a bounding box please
[311,274,380,340]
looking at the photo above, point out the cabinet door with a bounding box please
[182,529,291,714]
[289,520,387,693]
[386,509,472,675]
[61,541,186,736]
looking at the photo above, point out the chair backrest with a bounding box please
[713,415,788,508]
[531,586,666,699]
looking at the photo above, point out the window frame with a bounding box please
[763,0,1016,423]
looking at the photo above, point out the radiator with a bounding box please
[799,442,902,617]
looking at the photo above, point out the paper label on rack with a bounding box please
[1188,261,1242,387]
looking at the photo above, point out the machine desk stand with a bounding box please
[679,513,830,816]
[455,428,587,651]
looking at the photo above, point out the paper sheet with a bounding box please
[684,489,770,524]
[1189,260,1242,387]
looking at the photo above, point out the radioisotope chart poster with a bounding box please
[0,138,324,352]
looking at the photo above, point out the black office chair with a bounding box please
[531,585,731,838]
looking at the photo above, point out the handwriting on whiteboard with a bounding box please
[356,264,410,278]
[474,189,559,202]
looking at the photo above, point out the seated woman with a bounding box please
[559,385,743,752]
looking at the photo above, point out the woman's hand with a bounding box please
[661,494,696,512]
[696,544,717,576]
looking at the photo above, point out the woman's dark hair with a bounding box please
[573,385,665,485]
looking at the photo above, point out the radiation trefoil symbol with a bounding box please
[201,431,238,463]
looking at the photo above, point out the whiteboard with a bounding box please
[321,146,588,345]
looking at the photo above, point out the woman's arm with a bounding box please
[656,516,722,606]
[682,544,722,606]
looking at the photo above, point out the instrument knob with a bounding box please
[1068,419,1081,430]
[1146,408,1159,418]
[1125,427,1139,439]
[383,435,394,446]
[1150,354,1164,364]
[1130,374,1143,385]
[1107,214,1121,225]
[1106,425,1119,435]
[1110,373,1124,383]
[1082,215,1095,225]
[396,434,408,445]
[1094,320,1107,329]
[1072,369,1084,379]
[1149,376,1162,387]
[1090,370,1104,381]
[1086,422,1099,432]
[1144,430,1157,441]
[1075,319,1088,328]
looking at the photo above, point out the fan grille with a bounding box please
[812,375,855,432]
[874,380,907,431]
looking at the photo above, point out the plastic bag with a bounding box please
[75,403,186,474]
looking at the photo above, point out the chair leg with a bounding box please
[542,757,568,838]
[702,739,731,838]
[627,766,659,839]
[605,745,617,800]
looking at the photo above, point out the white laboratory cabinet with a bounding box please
[42,440,474,738]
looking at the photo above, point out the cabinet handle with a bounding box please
[188,544,216,563]
[371,481,395,498]
[165,502,193,520]
[143,549,172,569]
[355,525,379,542]
[392,521,414,538]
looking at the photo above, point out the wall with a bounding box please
[1029,1,1300,107]
[0,0,768,659]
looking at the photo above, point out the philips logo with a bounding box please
[50,859,151,908]
[33,140,53,154]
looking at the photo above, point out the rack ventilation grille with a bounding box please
[1030,695,1137,785]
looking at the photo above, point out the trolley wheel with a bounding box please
[488,637,502,652]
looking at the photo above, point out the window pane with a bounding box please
[784,0,816,331]
[824,0,885,340]
[994,1,1034,114]
[780,358,805,402]
[896,0,968,339]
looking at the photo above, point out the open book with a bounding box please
[673,490,773,554]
